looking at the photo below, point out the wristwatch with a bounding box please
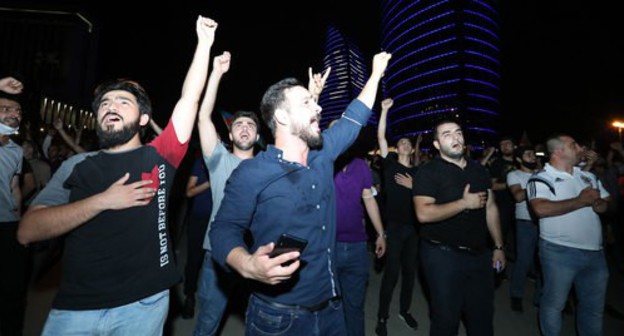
[493,245,505,251]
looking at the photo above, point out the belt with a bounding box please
[254,294,341,313]
[423,238,477,255]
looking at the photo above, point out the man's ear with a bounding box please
[229,132,233,142]
[256,134,260,142]
[274,108,290,127]
[433,139,440,151]
[140,114,150,127]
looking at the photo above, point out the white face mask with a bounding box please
[0,121,19,135]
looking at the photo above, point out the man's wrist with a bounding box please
[493,244,505,251]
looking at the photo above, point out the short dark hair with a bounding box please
[498,135,516,145]
[230,110,260,131]
[260,78,303,135]
[92,79,152,117]
[0,92,22,106]
[431,115,462,141]
[514,145,534,159]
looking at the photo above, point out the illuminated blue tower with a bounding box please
[318,25,377,129]
[380,0,500,146]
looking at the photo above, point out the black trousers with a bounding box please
[0,222,29,336]
[183,214,210,296]
[377,222,419,319]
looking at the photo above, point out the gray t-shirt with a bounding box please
[202,142,242,250]
[0,139,23,221]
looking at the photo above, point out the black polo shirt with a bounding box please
[412,156,492,251]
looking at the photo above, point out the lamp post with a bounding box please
[613,121,624,143]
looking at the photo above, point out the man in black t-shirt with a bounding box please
[374,98,420,335]
[18,16,218,335]
[413,117,505,336]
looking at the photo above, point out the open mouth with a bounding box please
[102,113,122,126]
[310,117,320,133]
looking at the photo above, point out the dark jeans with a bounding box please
[184,214,209,296]
[509,219,540,304]
[245,294,346,336]
[0,222,30,336]
[420,239,494,336]
[377,222,418,319]
[336,241,369,336]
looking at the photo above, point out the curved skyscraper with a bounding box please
[380,0,500,146]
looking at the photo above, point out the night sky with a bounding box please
[6,1,624,149]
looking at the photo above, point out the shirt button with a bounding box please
[316,204,320,209]
[322,225,326,230]
[312,184,316,189]
[327,248,331,253]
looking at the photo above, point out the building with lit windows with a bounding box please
[380,0,500,146]
[318,25,378,129]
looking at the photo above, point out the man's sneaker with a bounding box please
[510,297,523,313]
[375,318,387,336]
[399,311,419,330]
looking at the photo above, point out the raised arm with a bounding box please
[170,16,217,144]
[377,98,393,158]
[357,52,391,109]
[53,119,85,154]
[198,51,231,157]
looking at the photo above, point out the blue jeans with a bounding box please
[193,251,229,336]
[336,241,369,336]
[42,290,169,336]
[510,219,540,304]
[420,240,494,336]
[539,239,609,336]
[245,294,346,336]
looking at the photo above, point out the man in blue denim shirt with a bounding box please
[210,52,390,336]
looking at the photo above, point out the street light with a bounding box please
[612,120,624,143]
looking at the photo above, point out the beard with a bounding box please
[522,160,537,170]
[96,118,140,149]
[292,124,323,149]
[233,137,255,151]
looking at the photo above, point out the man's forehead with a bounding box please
[102,90,136,100]
[232,117,256,125]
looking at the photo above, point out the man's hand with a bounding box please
[241,243,301,285]
[98,173,156,210]
[394,172,413,189]
[213,51,231,75]
[577,186,600,206]
[0,77,23,94]
[462,184,487,210]
[371,52,392,79]
[381,98,394,111]
[196,16,218,46]
[308,66,331,102]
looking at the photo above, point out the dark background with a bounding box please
[3,0,624,149]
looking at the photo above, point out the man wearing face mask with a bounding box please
[506,146,540,313]
[0,76,27,335]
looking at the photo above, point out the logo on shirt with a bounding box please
[143,164,170,267]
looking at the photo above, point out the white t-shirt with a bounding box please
[527,163,609,250]
[507,169,533,221]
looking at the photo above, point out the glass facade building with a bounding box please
[380,0,500,146]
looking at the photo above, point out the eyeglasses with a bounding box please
[0,105,22,113]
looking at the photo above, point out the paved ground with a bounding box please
[24,235,624,335]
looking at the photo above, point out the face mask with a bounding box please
[522,160,537,170]
[0,122,19,135]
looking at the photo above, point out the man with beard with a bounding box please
[507,146,540,312]
[412,117,505,336]
[0,76,27,336]
[17,16,218,335]
[192,51,261,335]
[209,51,390,336]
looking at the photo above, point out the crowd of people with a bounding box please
[0,13,622,336]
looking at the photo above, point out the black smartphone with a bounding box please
[268,233,308,260]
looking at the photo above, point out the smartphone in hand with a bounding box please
[269,233,308,266]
